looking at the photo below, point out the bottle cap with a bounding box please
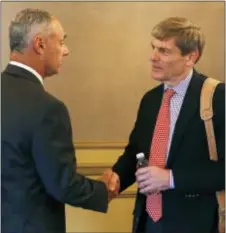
[136,153,145,160]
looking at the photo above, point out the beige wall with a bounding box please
[66,198,135,232]
[2,2,225,143]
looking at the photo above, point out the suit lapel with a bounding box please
[166,71,205,167]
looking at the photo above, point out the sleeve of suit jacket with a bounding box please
[32,99,108,212]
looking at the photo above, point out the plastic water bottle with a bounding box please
[136,152,148,169]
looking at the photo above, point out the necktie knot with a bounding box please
[164,88,176,99]
[162,89,176,105]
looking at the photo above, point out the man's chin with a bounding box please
[151,75,165,82]
[44,70,59,78]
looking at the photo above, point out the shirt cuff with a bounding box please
[169,170,175,189]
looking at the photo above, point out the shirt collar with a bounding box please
[164,69,193,97]
[9,61,44,85]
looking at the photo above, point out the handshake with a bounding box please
[99,169,120,202]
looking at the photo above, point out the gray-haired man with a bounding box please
[2,8,115,233]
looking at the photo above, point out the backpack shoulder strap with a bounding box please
[200,77,225,233]
[200,77,220,161]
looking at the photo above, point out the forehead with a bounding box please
[151,37,177,50]
[49,18,65,38]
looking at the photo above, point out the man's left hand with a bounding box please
[135,166,171,195]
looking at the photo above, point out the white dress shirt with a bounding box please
[9,61,44,85]
[165,69,193,188]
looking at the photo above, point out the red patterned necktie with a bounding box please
[146,88,175,222]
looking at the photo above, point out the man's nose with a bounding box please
[150,48,160,63]
[64,46,69,56]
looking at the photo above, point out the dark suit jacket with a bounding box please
[1,64,108,233]
[112,70,225,233]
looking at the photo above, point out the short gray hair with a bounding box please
[9,8,53,52]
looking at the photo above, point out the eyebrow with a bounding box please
[151,42,171,52]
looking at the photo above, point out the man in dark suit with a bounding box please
[2,8,117,233]
[105,17,225,233]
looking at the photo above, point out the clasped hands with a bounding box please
[99,169,120,201]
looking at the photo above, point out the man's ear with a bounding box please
[33,34,46,55]
[185,50,199,66]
